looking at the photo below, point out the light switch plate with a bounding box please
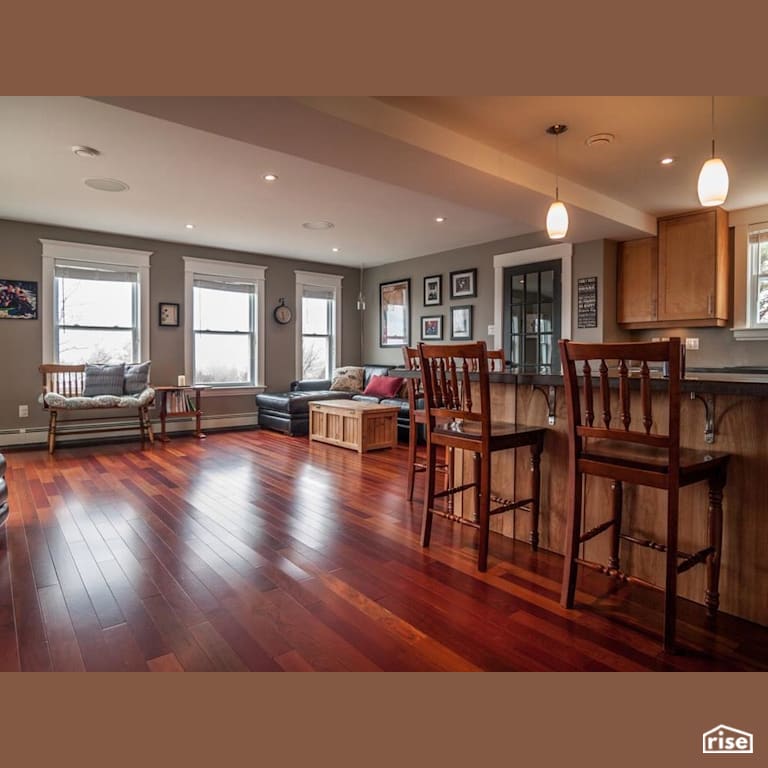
[487,324,496,336]
[685,337,700,350]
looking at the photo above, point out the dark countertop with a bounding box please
[391,367,768,397]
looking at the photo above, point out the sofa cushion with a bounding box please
[351,395,381,404]
[363,374,405,399]
[362,365,391,388]
[257,390,354,415]
[82,363,126,397]
[124,360,152,395]
[330,366,364,392]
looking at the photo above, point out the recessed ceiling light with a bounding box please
[660,157,676,166]
[83,177,129,192]
[332,247,340,252]
[72,145,101,158]
[263,173,278,182]
[435,216,446,223]
[302,221,334,230]
[585,133,615,147]
[185,223,195,229]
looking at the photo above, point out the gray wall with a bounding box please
[0,218,362,438]
[362,232,628,364]
[363,230,768,369]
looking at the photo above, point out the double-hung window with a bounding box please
[41,240,151,363]
[748,223,768,328]
[184,257,266,389]
[295,271,343,380]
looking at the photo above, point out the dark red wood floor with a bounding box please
[1,430,765,671]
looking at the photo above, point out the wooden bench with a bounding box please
[39,364,155,454]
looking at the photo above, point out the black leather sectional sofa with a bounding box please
[256,365,412,440]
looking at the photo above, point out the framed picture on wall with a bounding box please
[0,278,37,319]
[420,315,443,340]
[423,274,442,306]
[450,305,473,340]
[379,278,411,347]
[449,268,477,299]
[159,302,180,327]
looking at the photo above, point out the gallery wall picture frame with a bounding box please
[0,278,38,319]
[420,314,443,340]
[450,305,473,340]
[423,274,442,306]
[379,278,411,347]
[449,268,477,299]
[159,302,180,327]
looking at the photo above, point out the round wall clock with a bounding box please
[273,298,293,324]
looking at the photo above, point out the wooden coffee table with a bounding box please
[309,399,399,453]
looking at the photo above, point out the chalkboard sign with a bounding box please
[577,276,598,328]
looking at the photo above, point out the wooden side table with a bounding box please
[154,385,208,442]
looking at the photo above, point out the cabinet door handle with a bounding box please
[707,294,714,316]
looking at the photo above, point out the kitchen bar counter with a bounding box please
[392,365,768,627]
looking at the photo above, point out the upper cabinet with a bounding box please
[617,237,657,325]
[617,208,730,329]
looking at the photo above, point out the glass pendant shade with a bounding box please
[357,265,366,311]
[546,200,569,239]
[697,157,729,207]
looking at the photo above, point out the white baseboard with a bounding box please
[0,412,260,449]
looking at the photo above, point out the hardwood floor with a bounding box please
[1,430,766,671]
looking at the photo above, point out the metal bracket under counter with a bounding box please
[690,391,715,444]
[532,385,557,425]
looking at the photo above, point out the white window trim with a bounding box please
[294,270,343,380]
[730,207,768,340]
[493,243,572,364]
[183,257,267,392]
[41,239,152,363]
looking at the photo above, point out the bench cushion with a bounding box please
[44,387,155,409]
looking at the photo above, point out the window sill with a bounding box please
[199,385,266,397]
[732,327,768,341]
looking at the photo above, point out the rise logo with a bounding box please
[702,725,754,755]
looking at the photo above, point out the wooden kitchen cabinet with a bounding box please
[617,208,730,329]
[657,208,729,326]
[617,237,657,324]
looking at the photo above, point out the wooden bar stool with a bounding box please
[402,346,452,501]
[418,341,546,571]
[403,346,507,502]
[558,337,730,652]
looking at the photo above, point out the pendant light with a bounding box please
[546,124,569,239]
[356,263,366,311]
[697,96,729,207]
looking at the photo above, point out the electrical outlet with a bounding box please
[487,324,496,336]
[685,337,700,350]
[18,404,29,418]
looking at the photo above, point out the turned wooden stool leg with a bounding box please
[529,438,543,551]
[560,468,583,609]
[477,452,492,572]
[609,480,623,570]
[421,441,437,547]
[406,424,418,501]
[705,467,727,620]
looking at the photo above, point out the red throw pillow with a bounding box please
[363,374,405,399]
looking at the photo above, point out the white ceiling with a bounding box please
[1,96,766,268]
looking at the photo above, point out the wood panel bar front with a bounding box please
[441,375,768,627]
